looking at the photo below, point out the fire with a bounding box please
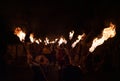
[69,30,74,40]
[38,38,42,43]
[29,33,35,43]
[14,27,26,42]
[89,23,116,52]
[49,38,58,44]
[29,33,42,44]
[35,39,42,44]
[44,37,50,45]
[35,40,40,44]
[72,33,85,48]
[58,37,67,46]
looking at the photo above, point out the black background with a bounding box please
[0,0,120,37]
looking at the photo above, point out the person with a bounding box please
[28,54,49,81]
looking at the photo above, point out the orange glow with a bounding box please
[58,37,67,46]
[38,38,42,43]
[69,30,74,40]
[35,40,40,44]
[14,27,26,42]
[72,33,85,48]
[89,23,116,52]
[49,38,58,44]
[29,33,42,44]
[29,33,35,43]
[44,37,50,45]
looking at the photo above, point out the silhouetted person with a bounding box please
[29,55,49,81]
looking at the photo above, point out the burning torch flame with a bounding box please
[14,27,26,42]
[89,23,116,52]
[58,37,67,46]
[35,40,39,44]
[44,37,50,45]
[49,38,58,44]
[69,30,74,40]
[38,38,42,43]
[29,33,35,43]
[72,33,85,48]
[34,38,42,44]
[29,33,42,44]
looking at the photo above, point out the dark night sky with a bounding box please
[0,0,120,37]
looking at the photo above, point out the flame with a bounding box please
[58,37,67,46]
[29,33,42,44]
[89,23,116,52]
[44,37,50,45]
[35,40,40,44]
[69,30,74,40]
[38,38,42,43]
[14,27,26,42]
[72,33,85,48]
[29,33,35,43]
[55,38,58,42]
[44,38,58,45]
[34,38,42,44]
[49,38,58,44]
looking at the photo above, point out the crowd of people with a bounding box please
[24,39,105,81]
